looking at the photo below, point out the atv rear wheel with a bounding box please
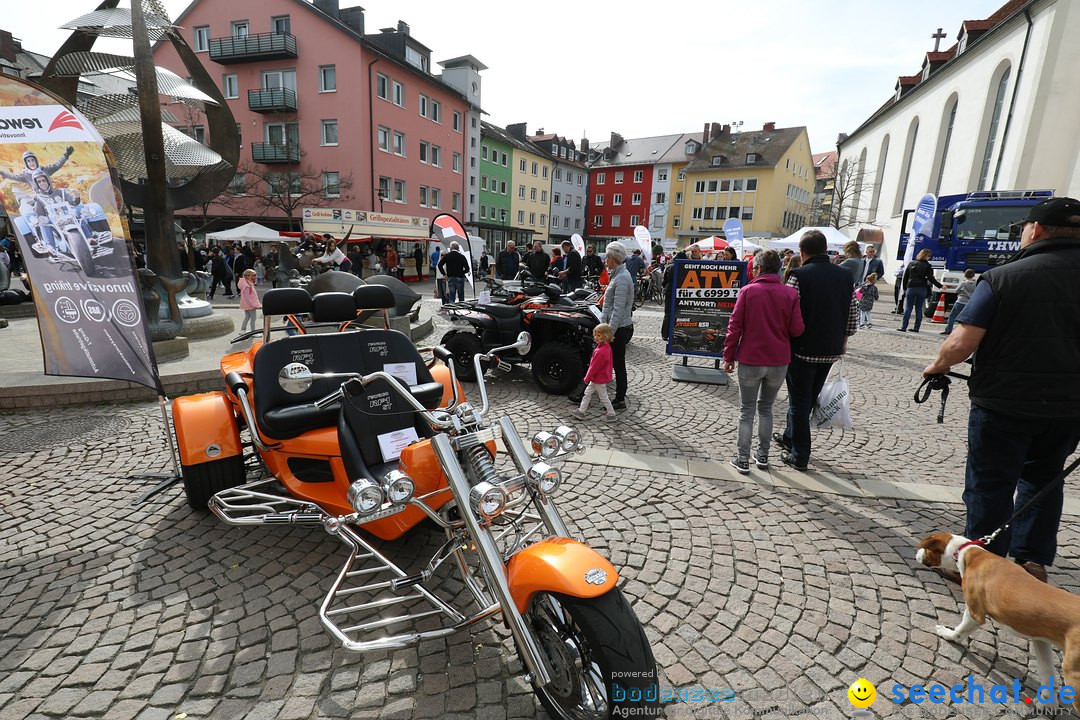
[441,331,484,382]
[182,455,246,511]
[69,229,96,276]
[531,341,584,395]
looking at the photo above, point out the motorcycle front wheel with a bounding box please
[69,230,96,276]
[524,588,658,720]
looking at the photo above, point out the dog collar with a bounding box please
[953,539,984,561]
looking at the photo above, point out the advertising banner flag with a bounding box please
[910,193,938,240]
[0,75,158,390]
[570,233,585,256]
[429,213,473,289]
[666,259,746,358]
[632,226,652,264]
[723,217,745,256]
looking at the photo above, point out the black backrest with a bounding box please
[353,329,435,388]
[262,288,312,316]
[342,376,432,467]
[311,292,358,322]
[252,334,338,427]
[354,285,395,310]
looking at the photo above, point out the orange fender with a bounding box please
[172,392,243,467]
[505,538,618,613]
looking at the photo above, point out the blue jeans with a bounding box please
[943,300,966,334]
[964,403,1080,565]
[737,364,788,462]
[901,286,929,331]
[446,276,466,303]
[782,357,834,465]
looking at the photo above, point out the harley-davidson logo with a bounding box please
[584,568,608,586]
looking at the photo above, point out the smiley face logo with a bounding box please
[847,678,876,709]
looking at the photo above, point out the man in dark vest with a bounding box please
[923,197,1080,583]
[774,230,857,470]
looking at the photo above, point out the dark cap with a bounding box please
[1020,197,1080,228]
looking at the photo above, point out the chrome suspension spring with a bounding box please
[462,443,500,486]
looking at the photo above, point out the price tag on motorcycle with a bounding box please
[478,291,491,304]
[377,427,420,462]
[587,305,603,322]
[383,362,417,387]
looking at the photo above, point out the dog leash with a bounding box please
[973,454,1080,550]
[914,372,969,423]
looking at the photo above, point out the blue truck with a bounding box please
[896,189,1052,304]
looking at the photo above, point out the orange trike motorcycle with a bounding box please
[171,286,657,719]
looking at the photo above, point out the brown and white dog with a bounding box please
[916,532,1080,711]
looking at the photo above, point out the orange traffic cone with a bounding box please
[931,293,947,323]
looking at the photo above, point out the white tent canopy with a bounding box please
[767,226,859,252]
[206,222,283,245]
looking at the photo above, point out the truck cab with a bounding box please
[897,190,1052,296]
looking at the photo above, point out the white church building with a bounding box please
[837,0,1080,276]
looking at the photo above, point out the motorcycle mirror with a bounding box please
[514,332,532,356]
[279,362,314,394]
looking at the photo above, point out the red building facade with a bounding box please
[153,0,469,230]
[586,163,653,240]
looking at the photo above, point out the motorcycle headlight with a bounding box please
[527,462,562,495]
[553,425,582,453]
[531,431,560,459]
[382,470,415,505]
[347,478,384,515]
[469,481,507,520]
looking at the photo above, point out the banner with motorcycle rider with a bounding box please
[0,75,158,390]
[666,259,746,358]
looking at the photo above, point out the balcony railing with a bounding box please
[248,87,298,114]
[210,32,298,64]
[251,142,300,164]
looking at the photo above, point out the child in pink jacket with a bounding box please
[573,323,616,420]
[238,269,262,333]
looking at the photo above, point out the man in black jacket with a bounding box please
[437,241,470,303]
[496,241,520,279]
[923,197,1080,583]
[775,230,857,470]
[583,245,604,279]
[558,240,583,291]
[525,241,550,280]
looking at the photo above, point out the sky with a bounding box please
[6,0,998,153]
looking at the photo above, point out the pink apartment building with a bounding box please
[154,0,469,232]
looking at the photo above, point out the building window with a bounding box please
[482,145,488,160]
[741,208,754,221]
[419,185,429,208]
[480,205,487,220]
[319,65,336,92]
[320,119,338,146]
[393,131,406,156]
[520,158,527,172]
[376,73,389,100]
[530,188,537,201]
[677,169,685,181]
[552,215,559,228]
[746,153,758,163]
[500,209,507,222]
[271,15,290,34]
[419,141,429,163]
[658,169,668,182]
[453,192,461,212]
[632,193,642,205]
[518,210,526,224]
[732,179,743,192]
[575,196,581,208]
[453,111,461,132]
[377,126,390,152]
[262,69,296,92]
[541,190,547,203]
[481,175,488,190]
[431,146,441,167]
[453,152,462,173]
[594,194,604,206]
[394,179,405,202]
[502,153,508,166]
[223,74,238,99]
[694,181,706,193]
[531,161,538,176]
[675,192,682,205]
[419,94,429,118]
[540,213,546,226]
[673,217,681,229]
[554,168,562,181]
[633,170,643,182]
[542,166,548,179]
[379,176,390,200]
[553,192,561,205]
[565,196,571,207]
[518,185,526,199]
[232,21,249,37]
[614,171,624,184]
[708,180,718,192]
[322,171,340,197]
[596,172,606,184]
[431,188,441,209]
[655,192,666,204]
[746,179,757,191]
[393,81,405,107]
[500,181,507,194]
[613,193,622,206]
[431,100,441,123]
[692,208,703,220]
[704,208,714,220]
[979,65,1011,189]
[729,206,740,219]
[612,215,621,227]
[194,26,210,52]
[228,172,246,194]
[593,216,602,228]
[630,214,640,226]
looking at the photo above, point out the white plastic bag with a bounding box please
[812,360,853,430]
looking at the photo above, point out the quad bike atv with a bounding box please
[440,279,600,395]
[171,286,657,719]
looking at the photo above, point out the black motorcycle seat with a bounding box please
[479,304,521,319]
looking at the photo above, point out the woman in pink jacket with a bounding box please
[722,250,804,474]
[238,268,262,333]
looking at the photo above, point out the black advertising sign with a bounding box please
[0,75,158,390]
[666,259,746,358]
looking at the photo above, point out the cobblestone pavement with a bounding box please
[2,299,1078,719]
